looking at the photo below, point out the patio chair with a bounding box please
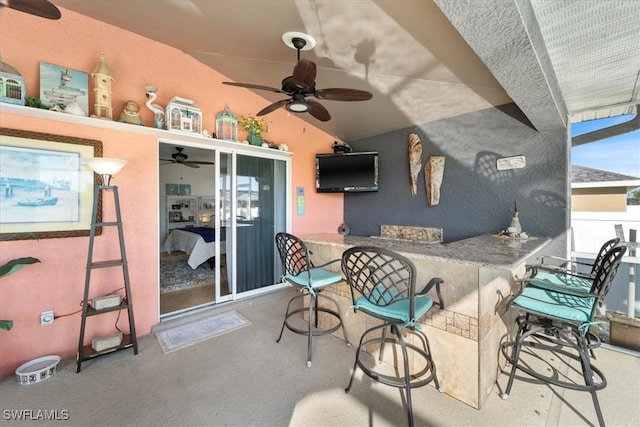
[341,246,444,427]
[274,232,350,367]
[501,244,627,427]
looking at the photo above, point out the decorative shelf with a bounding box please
[1,103,292,156]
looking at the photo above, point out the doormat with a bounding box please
[155,310,251,354]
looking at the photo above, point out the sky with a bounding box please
[571,114,640,178]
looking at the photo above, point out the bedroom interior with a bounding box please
[159,143,227,315]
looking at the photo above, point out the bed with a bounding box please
[164,227,224,269]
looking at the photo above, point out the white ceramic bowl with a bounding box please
[15,355,61,385]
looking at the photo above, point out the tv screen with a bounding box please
[315,152,378,193]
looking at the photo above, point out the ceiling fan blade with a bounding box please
[184,162,200,169]
[293,59,316,88]
[281,76,298,93]
[192,161,215,165]
[222,81,284,93]
[306,100,331,122]
[257,99,289,116]
[315,88,373,101]
[2,0,61,19]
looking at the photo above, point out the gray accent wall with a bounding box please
[343,104,568,245]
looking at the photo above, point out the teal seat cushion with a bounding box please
[354,293,433,324]
[284,267,342,290]
[512,286,595,323]
[529,270,592,294]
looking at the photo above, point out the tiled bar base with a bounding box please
[301,233,550,409]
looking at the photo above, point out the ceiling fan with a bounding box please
[0,0,61,19]
[223,32,373,122]
[160,147,214,169]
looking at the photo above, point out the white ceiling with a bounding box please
[531,0,640,123]
[48,0,640,142]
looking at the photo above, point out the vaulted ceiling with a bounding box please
[32,1,640,142]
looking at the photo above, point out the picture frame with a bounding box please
[39,62,89,116]
[179,184,191,195]
[200,198,215,210]
[165,183,179,195]
[168,211,182,222]
[0,128,102,240]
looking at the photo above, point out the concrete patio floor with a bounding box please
[1,287,639,426]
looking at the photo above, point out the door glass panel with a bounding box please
[159,143,219,316]
[235,154,286,293]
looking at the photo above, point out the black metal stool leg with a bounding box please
[378,326,388,364]
[577,333,605,427]
[393,325,414,427]
[277,294,301,343]
[307,293,316,368]
[502,320,528,399]
[419,329,442,392]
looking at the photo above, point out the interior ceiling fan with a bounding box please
[223,32,373,122]
[0,0,61,19]
[160,147,214,169]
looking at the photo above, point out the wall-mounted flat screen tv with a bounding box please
[315,152,379,193]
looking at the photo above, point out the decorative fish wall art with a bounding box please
[407,133,422,197]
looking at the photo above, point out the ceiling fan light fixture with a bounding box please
[282,32,316,51]
[287,101,309,113]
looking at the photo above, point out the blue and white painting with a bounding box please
[39,62,89,115]
[0,145,81,224]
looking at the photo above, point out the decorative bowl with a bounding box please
[15,355,61,385]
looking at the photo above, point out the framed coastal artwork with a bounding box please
[39,62,89,116]
[0,128,102,240]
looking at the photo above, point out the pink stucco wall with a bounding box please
[0,7,343,377]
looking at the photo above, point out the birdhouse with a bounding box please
[0,55,26,106]
[216,103,238,141]
[166,96,203,134]
[91,52,114,120]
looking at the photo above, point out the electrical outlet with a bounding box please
[40,311,54,325]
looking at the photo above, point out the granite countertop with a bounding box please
[300,233,551,268]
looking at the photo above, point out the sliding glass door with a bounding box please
[160,143,288,316]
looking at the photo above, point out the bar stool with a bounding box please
[341,246,445,427]
[274,232,350,367]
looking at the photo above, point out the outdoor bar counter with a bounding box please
[300,233,551,409]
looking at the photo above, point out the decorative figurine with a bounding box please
[165,96,202,134]
[145,86,165,129]
[215,103,238,141]
[509,200,523,235]
[118,100,144,125]
[90,52,114,120]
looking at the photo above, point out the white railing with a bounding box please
[571,206,640,252]
[571,206,639,318]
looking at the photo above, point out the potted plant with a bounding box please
[0,234,40,331]
[239,115,268,146]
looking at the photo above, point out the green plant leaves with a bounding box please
[0,320,13,331]
[0,257,40,278]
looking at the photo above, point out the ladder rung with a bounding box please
[95,222,120,227]
[90,260,124,269]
